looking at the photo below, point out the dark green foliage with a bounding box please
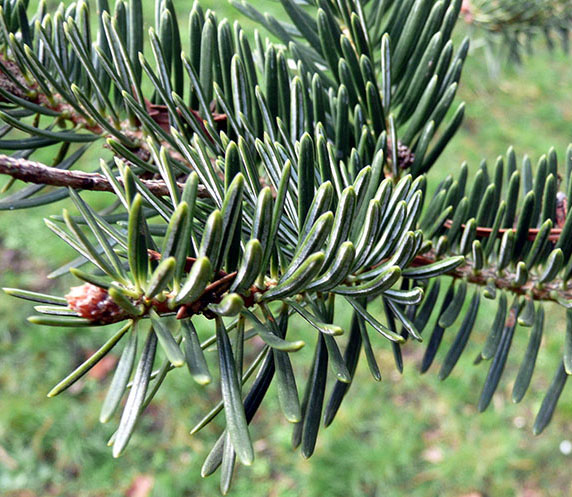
[0,0,572,493]
[463,0,572,71]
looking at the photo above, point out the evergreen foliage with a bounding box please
[461,0,572,71]
[0,0,571,492]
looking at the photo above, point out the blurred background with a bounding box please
[1,1,572,496]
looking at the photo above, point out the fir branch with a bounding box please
[412,253,572,304]
[462,0,572,33]
[0,154,208,198]
[2,0,572,482]
[70,245,572,329]
[443,219,563,242]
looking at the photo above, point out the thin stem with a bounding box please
[0,154,208,198]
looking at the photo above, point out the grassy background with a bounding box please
[2,2,572,496]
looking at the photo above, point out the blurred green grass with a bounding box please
[2,3,572,497]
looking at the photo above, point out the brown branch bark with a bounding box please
[66,247,572,327]
[0,154,209,198]
[0,54,226,189]
[411,254,572,304]
[443,220,562,242]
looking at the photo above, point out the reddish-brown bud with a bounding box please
[66,283,125,323]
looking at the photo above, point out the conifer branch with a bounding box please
[1,0,572,484]
[0,154,208,198]
[412,253,572,304]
